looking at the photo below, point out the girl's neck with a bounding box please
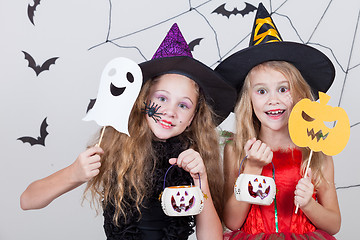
[258,126,296,150]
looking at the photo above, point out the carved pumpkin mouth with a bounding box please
[307,128,329,142]
[248,180,271,200]
[171,195,195,213]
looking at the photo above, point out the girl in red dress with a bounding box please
[215,3,340,239]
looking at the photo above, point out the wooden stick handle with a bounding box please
[96,126,106,147]
[295,150,313,214]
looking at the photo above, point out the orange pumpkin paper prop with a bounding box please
[289,92,350,156]
[289,91,350,213]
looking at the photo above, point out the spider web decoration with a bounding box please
[88,1,360,126]
[88,0,225,62]
[87,0,360,220]
[7,0,359,239]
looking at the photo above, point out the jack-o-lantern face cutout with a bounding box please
[289,92,350,156]
[248,178,271,199]
[234,174,276,206]
[161,186,204,216]
[171,189,195,213]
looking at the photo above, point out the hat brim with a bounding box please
[139,56,237,125]
[215,41,335,99]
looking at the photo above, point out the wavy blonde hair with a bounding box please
[84,75,224,224]
[232,61,325,188]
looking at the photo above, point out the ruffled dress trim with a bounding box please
[103,135,195,240]
[224,229,336,240]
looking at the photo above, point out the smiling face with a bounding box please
[146,74,198,140]
[249,66,294,135]
[83,57,142,136]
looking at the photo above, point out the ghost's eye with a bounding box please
[127,72,134,83]
[108,68,116,76]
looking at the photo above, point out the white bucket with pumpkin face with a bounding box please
[234,173,276,205]
[234,157,276,206]
[160,165,204,217]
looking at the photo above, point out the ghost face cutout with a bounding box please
[161,186,204,216]
[234,174,276,206]
[83,57,142,136]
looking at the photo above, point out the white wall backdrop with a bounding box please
[1,0,359,239]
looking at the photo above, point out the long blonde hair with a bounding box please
[84,75,224,223]
[233,61,325,187]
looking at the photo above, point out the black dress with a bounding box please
[103,136,196,240]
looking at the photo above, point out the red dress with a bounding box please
[224,149,336,240]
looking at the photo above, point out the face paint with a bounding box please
[146,74,198,140]
[141,100,163,123]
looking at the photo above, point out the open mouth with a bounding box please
[248,181,271,200]
[159,120,174,128]
[110,83,126,96]
[266,109,285,116]
[307,128,329,142]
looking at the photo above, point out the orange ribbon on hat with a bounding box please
[253,17,282,45]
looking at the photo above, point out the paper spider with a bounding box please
[142,100,163,122]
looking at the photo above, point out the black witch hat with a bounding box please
[215,3,335,100]
[140,23,237,124]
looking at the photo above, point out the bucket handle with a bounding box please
[163,164,201,190]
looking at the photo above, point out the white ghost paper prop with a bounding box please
[83,57,142,136]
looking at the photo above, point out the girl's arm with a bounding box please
[20,146,103,210]
[195,176,222,240]
[223,139,273,230]
[295,155,341,235]
[170,149,222,240]
[223,142,251,230]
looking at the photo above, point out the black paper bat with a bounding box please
[22,51,58,76]
[188,38,203,52]
[212,2,257,18]
[28,0,41,25]
[17,117,49,146]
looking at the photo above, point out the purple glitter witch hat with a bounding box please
[152,23,193,59]
[139,23,236,125]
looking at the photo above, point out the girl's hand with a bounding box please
[169,149,206,183]
[294,168,315,209]
[70,146,104,183]
[243,138,273,174]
